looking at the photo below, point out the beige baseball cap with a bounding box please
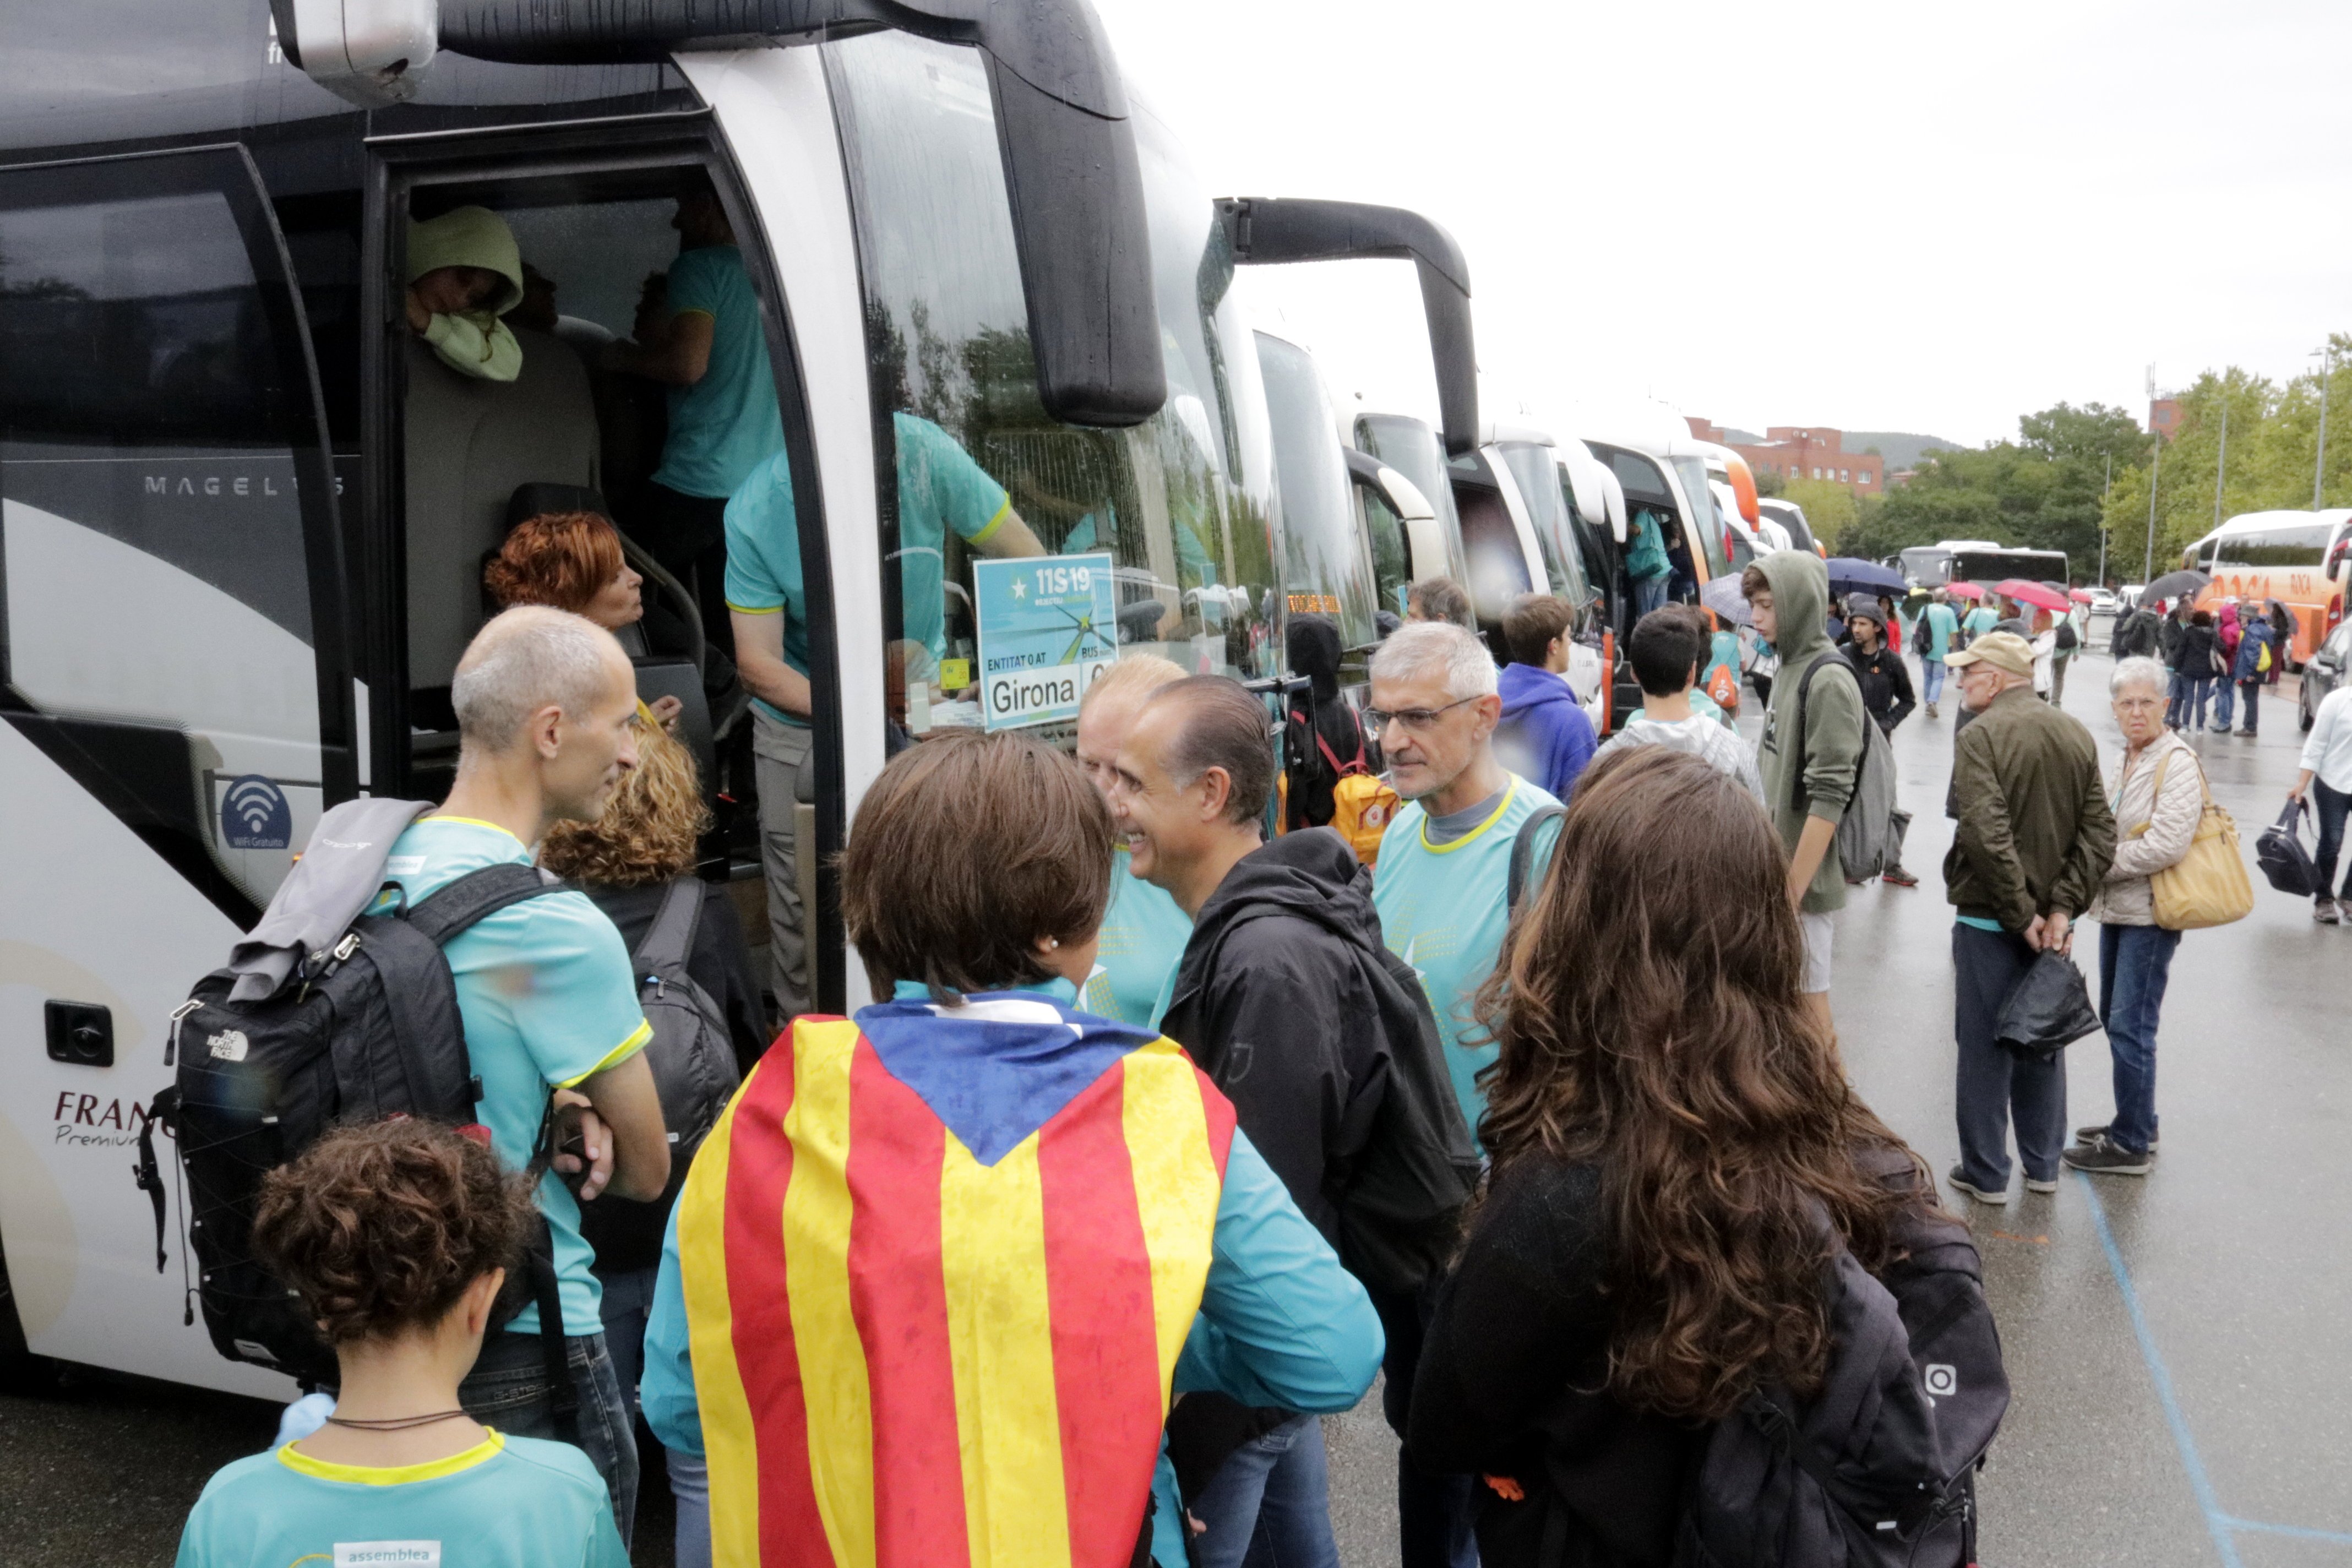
[1946,630,2033,677]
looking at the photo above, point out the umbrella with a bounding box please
[1994,579,2072,613]
[1825,557,1907,597]
[1700,573,1751,625]
[2068,588,2098,604]
[1944,581,1985,600]
[2141,568,2211,605]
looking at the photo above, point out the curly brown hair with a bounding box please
[483,511,625,615]
[250,1120,533,1346]
[1473,744,1928,1422]
[539,718,706,887]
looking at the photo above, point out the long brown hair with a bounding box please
[1474,745,1924,1421]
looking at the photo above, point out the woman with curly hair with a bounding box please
[175,1120,627,1566]
[1405,745,1947,1565]
[486,510,684,727]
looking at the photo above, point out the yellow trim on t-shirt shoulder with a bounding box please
[1418,777,1522,855]
[725,601,784,616]
[557,1019,654,1089]
[965,497,1014,547]
[417,815,528,847]
[669,307,716,321]
[279,1429,504,1486]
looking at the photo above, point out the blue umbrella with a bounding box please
[1825,557,1906,597]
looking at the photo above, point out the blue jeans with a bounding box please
[1952,923,2067,1189]
[2097,923,2180,1155]
[1190,1414,1342,1568]
[1923,658,1947,705]
[2313,781,2352,901]
[669,1445,712,1568]
[2212,678,2235,728]
[2167,674,2213,729]
[594,1264,657,1422]
[1633,574,1669,618]
[459,1328,639,1545]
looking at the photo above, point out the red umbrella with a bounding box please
[2068,588,2097,604]
[1994,578,2072,613]
[1944,581,1985,600]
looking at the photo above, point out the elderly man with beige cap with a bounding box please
[1941,630,2116,1206]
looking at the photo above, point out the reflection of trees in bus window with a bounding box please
[1258,332,1375,649]
[829,31,1278,726]
[1362,486,1410,618]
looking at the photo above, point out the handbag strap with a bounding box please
[2127,744,2206,840]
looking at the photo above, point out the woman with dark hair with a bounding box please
[2167,608,2220,731]
[486,510,684,727]
[1406,746,1955,1565]
[639,731,1382,1568]
[1283,613,1371,829]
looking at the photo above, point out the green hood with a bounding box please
[1756,548,1834,665]
[405,205,524,317]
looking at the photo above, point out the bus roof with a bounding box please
[2213,508,2352,537]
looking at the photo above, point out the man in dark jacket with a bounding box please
[1109,675,1477,1568]
[1942,631,2116,1206]
[2111,602,2161,660]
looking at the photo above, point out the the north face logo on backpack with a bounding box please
[207,1030,249,1062]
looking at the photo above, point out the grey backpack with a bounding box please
[1794,652,1900,881]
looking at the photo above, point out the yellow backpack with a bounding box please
[1327,770,1403,867]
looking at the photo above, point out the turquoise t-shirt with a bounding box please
[373,819,651,1336]
[1924,602,1959,660]
[1372,775,1562,1142]
[890,411,1014,662]
[652,244,784,499]
[176,1431,626,1568]
[722,450,813,728]
[1961,605,2000,639]
[1080,846,1193,1027]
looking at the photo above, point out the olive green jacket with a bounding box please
[1942,686,2117,930]
[1754,551,1866,913]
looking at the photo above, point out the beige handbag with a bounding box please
[2138,752,2254,930]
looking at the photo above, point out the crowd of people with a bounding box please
[177,241,2236,1566]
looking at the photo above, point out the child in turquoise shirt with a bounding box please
[176,1121,628,1568]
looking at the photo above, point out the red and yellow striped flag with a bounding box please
[677,1014,1235,1567]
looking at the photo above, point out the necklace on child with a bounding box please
[325,1409,472,1431]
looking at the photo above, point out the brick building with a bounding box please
[1687,418,1886,496]
[2150,398,2182,442]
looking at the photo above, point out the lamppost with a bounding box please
[2213,391,2228,531]
[2097,454,2111,589]
[2143,365,2162,582]
[2315,344,2334,511]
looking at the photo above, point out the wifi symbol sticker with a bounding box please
[221,775,292,851]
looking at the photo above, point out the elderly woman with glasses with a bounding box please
[2067,655,2204,1178]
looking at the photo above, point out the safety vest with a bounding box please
[676,1009,1235,1568]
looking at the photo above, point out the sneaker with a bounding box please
[1926,701,1940,719]
[2238,728,2257,737]
[1882,864,1920,887]
[2074,1123,2160,1150]
[2316,898,2340,925]
[2024,1174,2060,1194]
[2063,1132,2152,1176]
[1946,1165,2009,1205]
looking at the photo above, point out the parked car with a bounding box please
[2300,619,2352,732]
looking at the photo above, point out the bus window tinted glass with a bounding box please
[1257,333,1374,648]
[1498,441,1588,609]
[1670,456,1729,580]
[829,32,1278,736]
[1356,413,1463,538]
[0,157,325,908]
[2213,522,2330,568]
[1360,486,1410,618]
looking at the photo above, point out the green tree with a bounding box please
[1781,477,1863,547]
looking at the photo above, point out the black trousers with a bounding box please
[635,482,739,696]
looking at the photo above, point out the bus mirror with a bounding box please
[424,0,1168,429]
[273,0,439,106]
[1218,197,1478,457]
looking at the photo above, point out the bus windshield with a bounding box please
[1496,440,1590,612]
[1901,546,1954,586]
[828,30,1279,734]
[1257,332,1376,648]
[1947,547,2068,585]
[1355,412,1464,540]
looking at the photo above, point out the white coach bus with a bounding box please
[0,0,1476,1394]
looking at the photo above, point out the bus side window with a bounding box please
[0,150,343,919]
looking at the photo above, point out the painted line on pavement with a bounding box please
[2076,1171,2352,1559]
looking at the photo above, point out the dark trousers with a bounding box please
[459,1328,639,1545]
[2312,781,2352,900]
[638,482,733,671]
[2097,923,2180,1155]
[1952,923,2068,1189]
[1374,1286,1480,1568]
[2237,678,2261,732]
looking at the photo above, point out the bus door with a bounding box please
[0,144,351,1392]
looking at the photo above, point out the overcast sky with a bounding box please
[1093,0,2352,449]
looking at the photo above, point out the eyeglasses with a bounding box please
[1364,696,1479,734]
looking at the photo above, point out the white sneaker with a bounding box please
[1947,1166,2009,1205]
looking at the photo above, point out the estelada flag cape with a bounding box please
[676,993,1236,1568]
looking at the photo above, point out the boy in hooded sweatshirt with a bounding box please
[1493,593,1597,801]
[405,206,526,383]
[1744,552,1866,1025]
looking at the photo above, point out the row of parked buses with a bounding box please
[0,0,1813,1396]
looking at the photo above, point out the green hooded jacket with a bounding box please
[407,205,525,383]
[1752,550,1866,913]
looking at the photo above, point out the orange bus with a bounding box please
[2185,509,2352,667]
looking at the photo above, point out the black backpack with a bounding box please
[578,879,743,1273]
[137,864,569,1389]
[1673,1156,2010,1568]
[1507,805,1568,914]
[2256,798,2320,897]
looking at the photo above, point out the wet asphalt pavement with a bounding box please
[6,645,2346,1566]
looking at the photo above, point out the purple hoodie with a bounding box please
[1494,662,1598,799]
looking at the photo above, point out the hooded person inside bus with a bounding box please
[638,730,1381,1568]
[1745,551,1865,1020]
[405,205,526,383]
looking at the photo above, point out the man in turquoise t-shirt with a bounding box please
[1072,653,1194,1025]
[722,417,1043,1017]
[609,179,785,660]
[1921,589,1961,717]
[1367,622,1562,1142]
[377,608,670,1535]
[1961,598,2001,645]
